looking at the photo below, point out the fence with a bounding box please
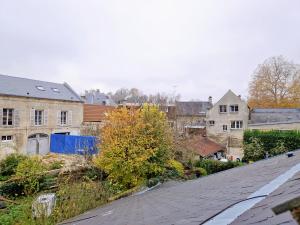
[50,134,98,155]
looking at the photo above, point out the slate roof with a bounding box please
[231,171,300,225]
[176,101,212,116]
[250,108,300,124]
[83,104,116,122]
[0,74,82,102]
[62,150,300,225]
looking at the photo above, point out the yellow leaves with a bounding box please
[248,56,300,108]
[94,105,173,189]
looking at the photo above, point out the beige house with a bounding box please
[206,90,249,160]
[0,74,83,158]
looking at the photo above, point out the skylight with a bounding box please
[52,88,60,93]
[36,86,46,91]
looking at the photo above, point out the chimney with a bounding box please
[238,95,241,99]
[208,96,212,104]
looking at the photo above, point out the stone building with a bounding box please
[206,90,249,160]
[0,74,83,158]
[248,108,300,131]
[175,99,213,134]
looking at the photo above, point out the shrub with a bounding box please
[243,130,300,161]
[0,154,28,180]
[194,159,242,174]
[243,138,265,162]
[193,167,207,178]
[50,180,110,223]
[146,177,160,188]
[270,141,288,156]
[94,105,173,189]
[167,159,184,177]
[15,157,46,195]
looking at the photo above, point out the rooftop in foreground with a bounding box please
[62,151,300,225]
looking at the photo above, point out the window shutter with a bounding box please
[14,109,20,127]
[44,110,48,125]
[0,108,2,127]
[30,109,35,126]
[57,111,61,126]
[68,111,72,126]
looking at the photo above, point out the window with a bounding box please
[219,105,227,113]
[51,88,60,93]
[223,125,227,131]
[209,120,215,126]
[230,105,239,112]
[1,135,12,142]
[2,108,13,126]
[231,121,243,129]
[61,111,68,125]
[35,110,43,125]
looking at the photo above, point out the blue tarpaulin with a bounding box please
[50,134,98,155]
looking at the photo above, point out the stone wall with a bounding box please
[0,95,83,157]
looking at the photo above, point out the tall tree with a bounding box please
[248,56,300,108]
[94,105,173,189]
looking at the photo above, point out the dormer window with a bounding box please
[36,86,46,91]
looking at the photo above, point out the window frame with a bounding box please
[2,108,14,126]
[223,125,228,131]
[34,110,44,126]
[230,120,243,129]
[219,105,227,113]
[208,120,215,126]
[230,104,239,113]
[1,135,13,142]
[61,111,68,125]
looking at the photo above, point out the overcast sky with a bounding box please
[0,1,300,101]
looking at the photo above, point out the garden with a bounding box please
[0,105,243,225]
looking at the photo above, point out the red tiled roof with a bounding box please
[83,104,116,122]
[186,135,225,157]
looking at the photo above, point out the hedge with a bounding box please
[194,159,242,175]
[243,130,300,161]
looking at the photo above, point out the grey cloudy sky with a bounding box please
[0,0,300,101]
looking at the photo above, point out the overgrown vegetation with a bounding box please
[0,154,28,181]
[243,130,300,161]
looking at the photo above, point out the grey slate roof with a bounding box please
[231,171,300,225]
[176,101,212,116]
[0,74,82,102]
[62,151,300,225]
[250,108,300,124]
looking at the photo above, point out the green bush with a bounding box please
[0,154,28,180]
[193,167,207,178]
[243,130,299,161]
[194,159,242,174]
[167,159,184,177]
[15,157,46,195]
[243,138,265,162]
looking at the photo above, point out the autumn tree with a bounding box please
[248,56,300,108]
[94,105,173,189]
